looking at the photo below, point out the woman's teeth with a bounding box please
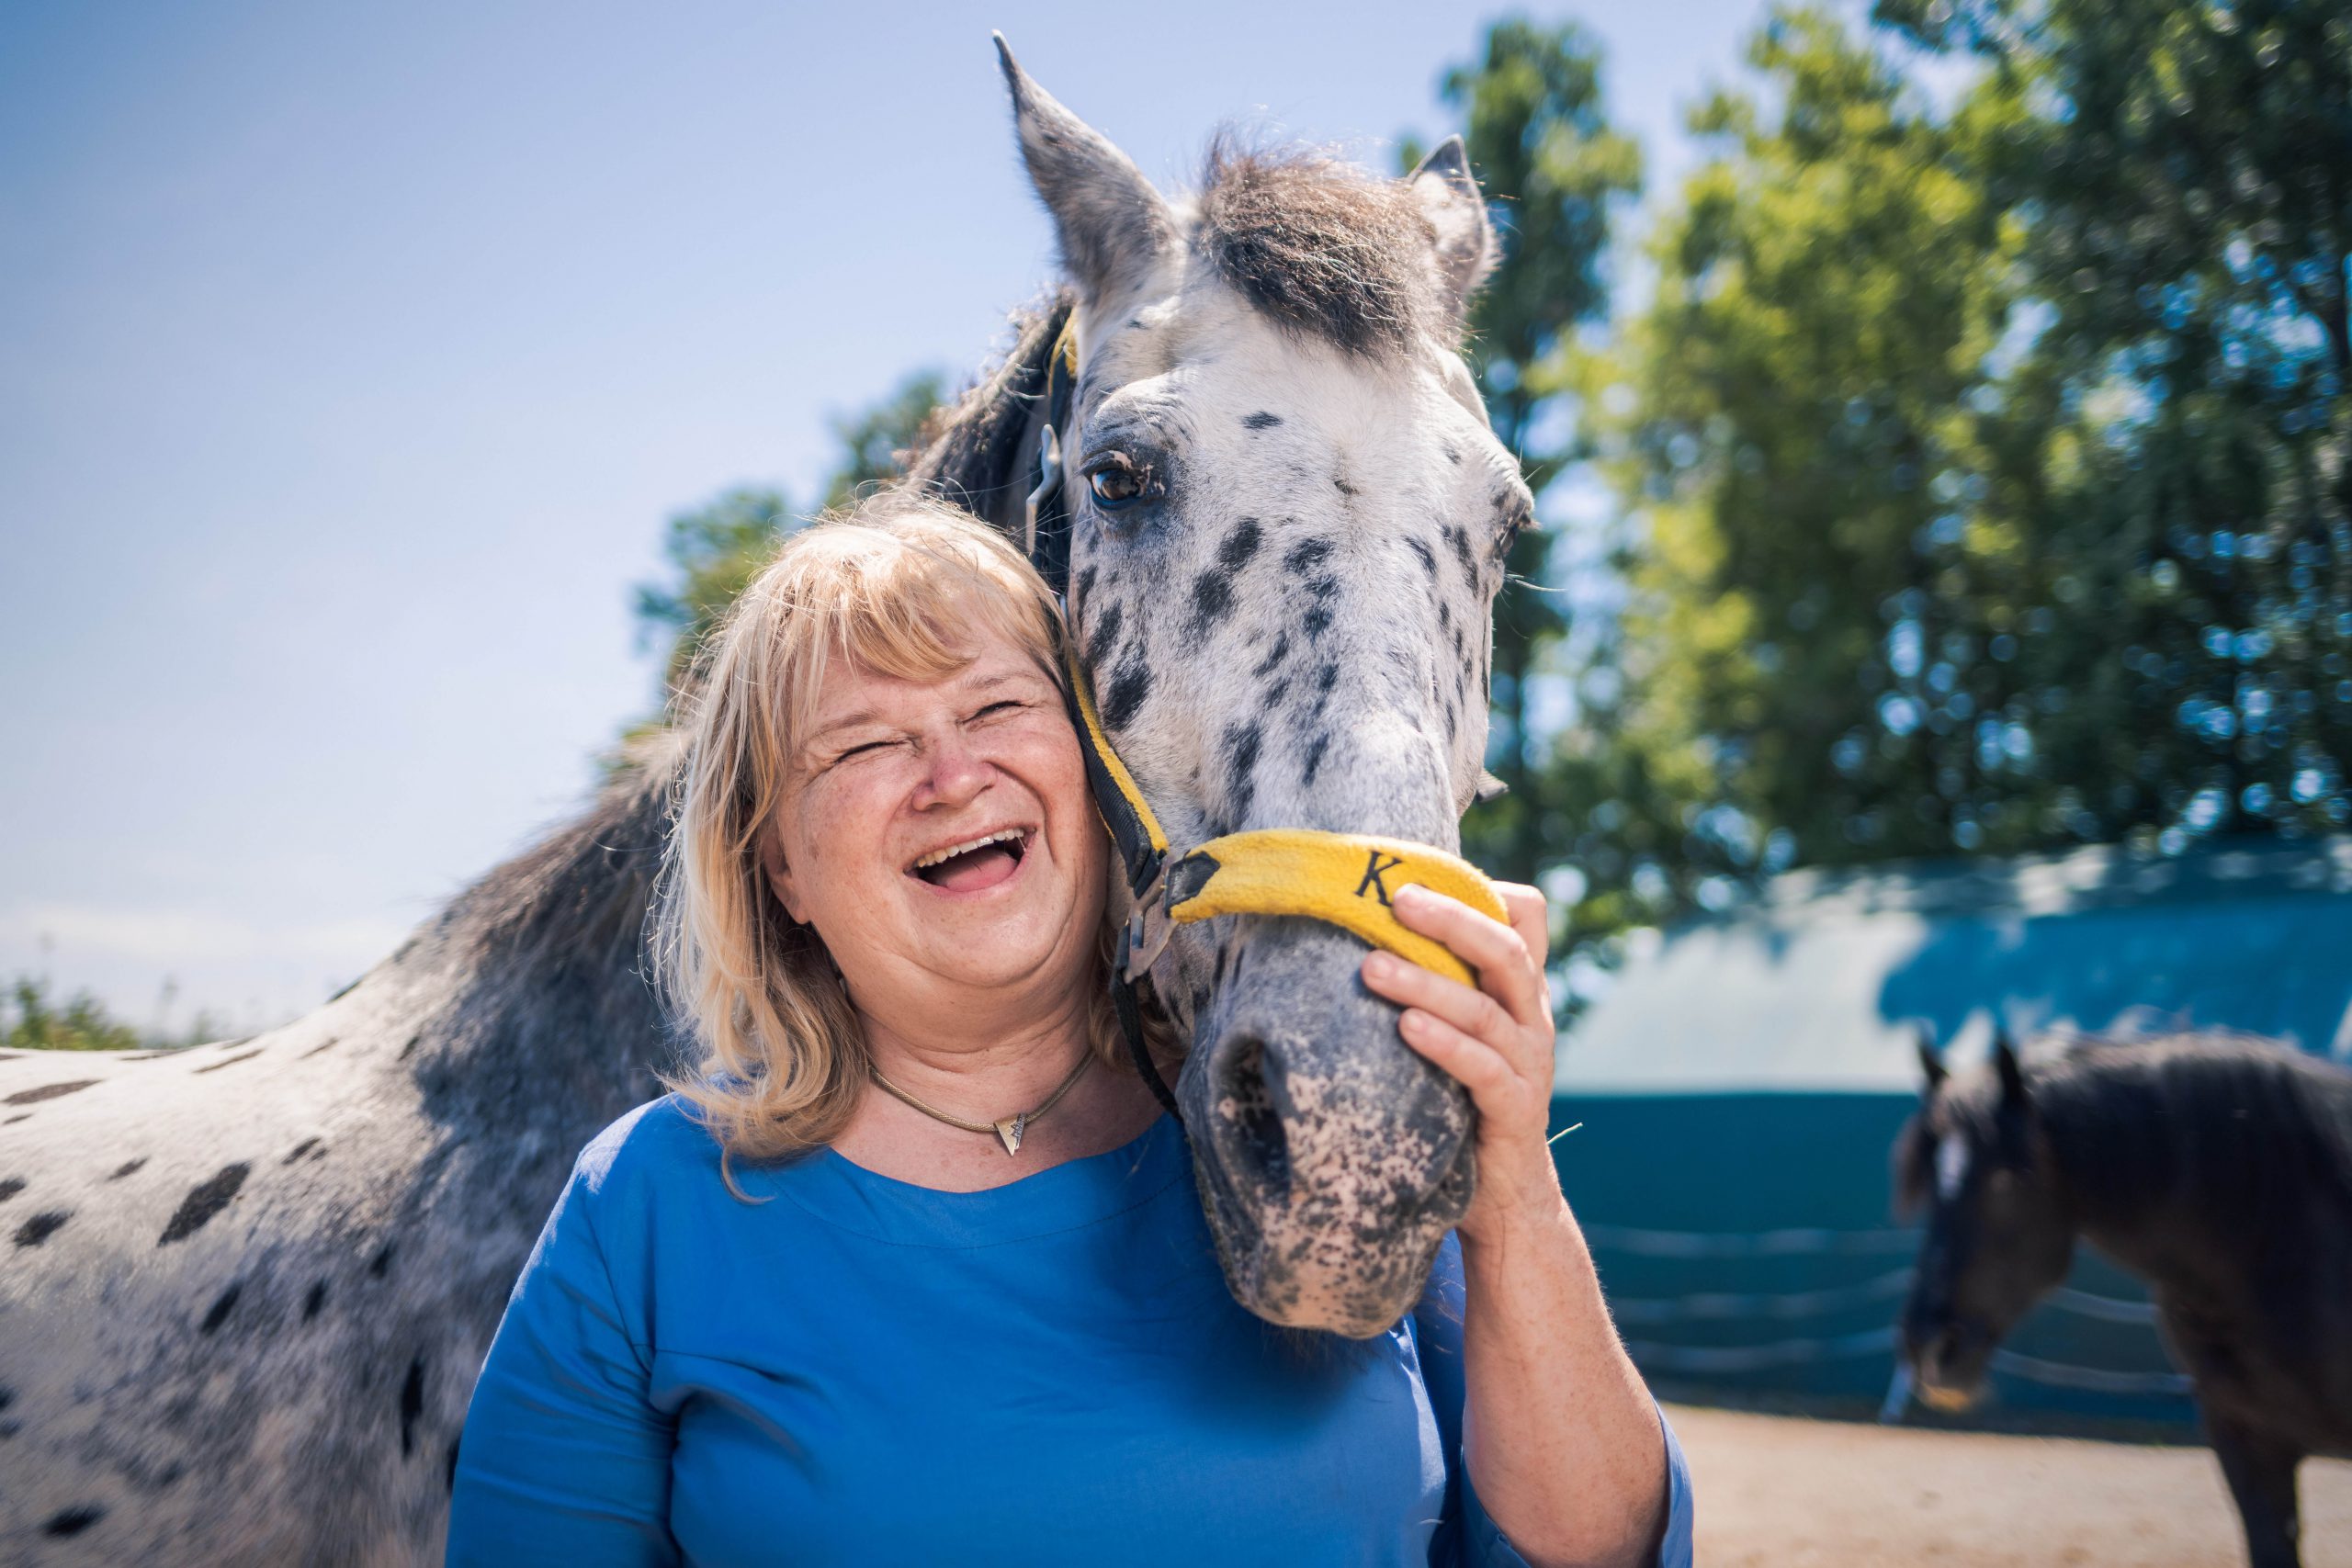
[911,828,1026,872]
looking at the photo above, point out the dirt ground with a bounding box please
[1671,1404,2352,1566]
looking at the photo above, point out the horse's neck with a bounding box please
[2038,1060,2300,1311]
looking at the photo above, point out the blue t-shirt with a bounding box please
[447,1097,1694,1566]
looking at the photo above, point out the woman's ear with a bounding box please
[759,825,808,925]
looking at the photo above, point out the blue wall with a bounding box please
[1553,1090,2196,1427]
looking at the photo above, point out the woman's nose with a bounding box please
[914,733,994,808]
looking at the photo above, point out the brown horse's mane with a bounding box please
[1901,1031,2352,1247]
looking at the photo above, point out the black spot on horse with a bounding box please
[399,1358,426,1459]
[1301,734,1330,788]
[1444,524,1476,581]
[1217,517,1264,571]
[193,1048,263,1074]
[6,1112,31,1124]
[6,1079,96,1105]
[14,1210,68,1247]
[159,1163,249,1246]
[198,1281,243,1335]
[304,1280,329,1321]
[42,1506,105,1539]
[1251,631,1291,677]
[1084,601,1124,670]
[1102,662,1151,731]
[1241,411,1283,431]
[1303,604,1333,641]
[299,1035,341,1058]
[0,1176,23,1203]
[1189,571,1233,634]
[100,1158,140,1184]
[1332,474,1359,497]
[1263,679,1292,709]
[283,1138,319,1166]
[1442,442,1462,465]
[1284,537,1333,573]
[1407,537,1437,577]
[1317,662,1340,694]
[1075,565,1097,604]
[398,1032,423,1061]
[1225,724,1263,821]
[1305,575,1339,604]
[1438,600,1451,629]
[370,1242,396,1280]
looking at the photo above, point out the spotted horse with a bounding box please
[0,41,1532,1562]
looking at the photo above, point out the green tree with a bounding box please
[1544,0,2350,998]
[1556,8,2026,939]
[1408,18,1643,882]
[3,976,141,1051]
[1880,0,2352,848]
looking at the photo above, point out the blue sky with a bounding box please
[1,0,1858,1032]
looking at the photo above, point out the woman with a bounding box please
[447,496,1693,1567]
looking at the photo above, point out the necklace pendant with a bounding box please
[994,1114,1026,1156]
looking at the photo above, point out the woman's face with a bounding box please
[763,618,1108,1026]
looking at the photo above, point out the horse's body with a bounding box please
[0,47,1522,1562]
[1895,1031,2352,1567]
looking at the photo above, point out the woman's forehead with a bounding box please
[802,632,1055,732]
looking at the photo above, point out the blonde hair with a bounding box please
[651,492,1152,1166]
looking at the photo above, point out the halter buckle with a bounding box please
[1121,867,1175,982]
[1023,423,1063,558]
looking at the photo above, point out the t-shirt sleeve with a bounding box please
[1414,1235,1696,1568]
[446,1133,679,1567]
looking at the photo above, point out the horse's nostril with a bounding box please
[1214,1035,1291,1205]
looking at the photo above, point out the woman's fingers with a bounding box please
[1496,882,1549,971]
[1387,883,1549,1031]
[1362,949,1521,1060]
[1396,1007,1522,1109]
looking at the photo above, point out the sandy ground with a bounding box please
[1670,1404,2352,1566]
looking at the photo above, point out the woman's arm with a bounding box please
[447,1136,679,1567]
[1363,883,1690,1568]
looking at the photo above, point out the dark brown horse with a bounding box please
[1894,1028,2352,1567]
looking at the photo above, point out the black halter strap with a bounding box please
[1022,321,1185,1126]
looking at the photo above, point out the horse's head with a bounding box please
[1893,1030,2076,1408]
[998,45,1527,1337]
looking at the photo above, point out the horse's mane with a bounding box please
[1991,1032,2352,1245]
[903,288,1075,528]
[1193,137,1449,360]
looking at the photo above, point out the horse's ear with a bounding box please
[1915,1024,1947,1100]
[1994,1029,2027,1107]
[995,36,1176,310]
[1407,136,1493,328]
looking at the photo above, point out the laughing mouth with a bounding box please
[908,827,1033,891]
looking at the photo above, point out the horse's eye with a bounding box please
[1088,466,1148,509]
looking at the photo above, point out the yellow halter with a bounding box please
[1060,637,1508,991]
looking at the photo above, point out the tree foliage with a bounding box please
[1410,19,1643,881]
[4,976,141,1052]
[1536,0,2349,983]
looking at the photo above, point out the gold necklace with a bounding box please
[866,1050,1095,1156]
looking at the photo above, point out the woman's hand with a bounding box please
[1358,881,1565,1248]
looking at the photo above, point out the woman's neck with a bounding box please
[831,987,1161,1192]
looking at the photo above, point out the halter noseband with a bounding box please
[1023,318,1510,1124]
